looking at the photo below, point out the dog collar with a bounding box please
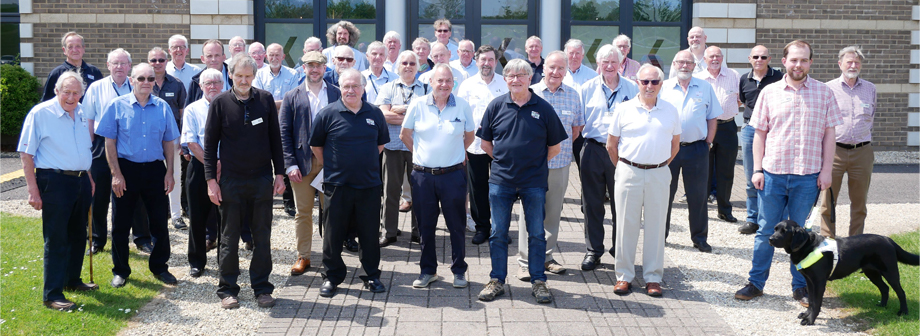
[795,239,839,276]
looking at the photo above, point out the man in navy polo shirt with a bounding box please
[476,59,567,304]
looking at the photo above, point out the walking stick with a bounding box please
[87,204,94,285]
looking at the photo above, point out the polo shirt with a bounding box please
[309,100,390,189]
[449,59,478,79]
[402,93,475,168]
[94,93,180,163]
[180,98,209,157]
[153,74,188,124]
[375,78,429,151]
[418,65,468,95]
[563,65,598,89]
[457,74,508,155]
[580,75,639,142]
[362,67,395,105]
[18,99,93,171]
[41,60,103,102]
[253,65,299,101]
[166,61,202,94]
[476,90,568,188]
[322,45,369,71]
[607,98,682,165]
[528,57,544,85]
[531,81,585,169]
[739,67,783,122]
[659,77,722,143]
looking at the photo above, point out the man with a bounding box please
[431,19,460,61]
[450,40,478,79]
[323,21,369,71]
[606,64,680,297]
[20,71,96,311]
[324,45,357,87]
[310,68,390,298]
[520,51,584,279]
[578,45,639,270]
[419,42,467,94]
[693,46,741,224]
[457,45,509,245]
[400,64,475,289]
[737,45,783,235]
[181,68,223,277]
[562,39,598,89]
[94,63,180,288]
[204,53,285,309]
[187,39,232,105]
[413,37,436,74]
[660,50,722,253]
[735,40,842,306]
[612,34,641,81]
[41,32,103,102]
[668,27,724,79]
[524,36,544,85]
[254,43,299,109]
[375,50,426,246]
[149,47,189,230]
[227,36,247,63]
[476,59,567,304]
[280,51,342,276]
[296,37,327,81]
[383,31,403,73]
[248,42,269,70]
[167,34,203,94]
[362,41,395,105]
[818,46,877,239]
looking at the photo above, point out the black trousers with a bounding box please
[89,156,151,248]
[180,156,189,215]
[186,159,219,269]
[217,174,275,298]
[467,153,492,233]
[579,140,617,257]
[666,141,709,244]
[412,168,468,276]
[322,184,382,285]
[110,159,171,278]
[708,121,739,215]
[37,170,91,301]
[572,134,586,171]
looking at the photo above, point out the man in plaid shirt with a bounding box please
[735,40,843,306]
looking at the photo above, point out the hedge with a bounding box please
[1,64,42,136]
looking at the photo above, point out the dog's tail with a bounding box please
[894,241,920,266]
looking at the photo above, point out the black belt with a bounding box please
[836,141,870,150]
[413,163,464,176]
[680,139,705,147]
[619,158,668,170]
[587,138,606,147]
[717,119,735,125]
[36,168,86,177]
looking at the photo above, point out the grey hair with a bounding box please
[431,63,453,76]
[303,37,322,49]
[546,50,568,68]
[148,47,167,58]
[637,63,664,81]
[168,34,189,48]
[107,48,132,63]
[612,34,631,47]
[339,68,366,86]
[227,52,257,75]
[130,63,153,78]
[503,59,533,77]
[595,44,621,64]
[838,45,865,61]
[412,37,431,50]
[248,42,265,52]
[383,31,401,43]
[367,41,385,53]
[55,70,86,95]
[333,45,354,57]
[459,39,474,49]
[199,68,223,84]
[61,32,84,48]
[564,39,584,52]
[397,50,419,65]
[525,36,543,46]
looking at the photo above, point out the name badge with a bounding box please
[694,98,702,103]
[531,111,540,119]
[366,118,376,126]
[603,111,615,124]
[165,92,175,97]
[862,103,871,108]
[251,117,263,125]
[562,110,573,116]
[88,74,95,80]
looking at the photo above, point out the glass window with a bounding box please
[266,23,313,67]
[632,26,680,75]
[327,22,376,53]
[419,0,466,19]
[633,0,681,22]
[481,0,527,19]
[571,0,619,21]
[418,24,466,44]
[326,0,376,19]
[571,25,619,68]
[265,0,313,19]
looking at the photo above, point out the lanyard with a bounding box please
[112,80,131,96]
[368,75,379,96]
[606,90,618,109]
[398,83,415,105]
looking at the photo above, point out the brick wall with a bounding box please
[34,0,189,14]
[758,0,914,21]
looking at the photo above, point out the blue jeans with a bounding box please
[488,183,547,283]
[748,171,818,291]
[740,125,758,223]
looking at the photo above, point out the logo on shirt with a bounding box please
[366,118,376,126]
[451,117,462,123]
[87,74,95,80]
[531,111,540,119]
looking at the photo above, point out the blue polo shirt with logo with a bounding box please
[309,99,390,189]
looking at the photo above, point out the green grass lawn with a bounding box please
[0,212,164,335]
[828,230,920,335]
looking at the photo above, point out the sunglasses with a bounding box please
[134,76,156,82]
[401,61,417,66]
[436,29,450,33]
[335,57,355,62]
[750,55,769,60]
[638,79,661,86]
[148,58,167,63]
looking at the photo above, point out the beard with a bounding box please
[676,71,692,81]
[844,71,859,79]
[788,69,807,81]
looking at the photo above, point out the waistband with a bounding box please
[680,139,705,147]
[836,141,870,150]
[413,163,464,176]
[717,119,735,125]
[587,138,606,146]
[618,158,668,170]
[36,168,87,177]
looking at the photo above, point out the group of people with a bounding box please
[20,20,876,312]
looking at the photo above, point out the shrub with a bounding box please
[1,64,42,136]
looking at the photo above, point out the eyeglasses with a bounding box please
[401,61,417,66]
[148,58,167,63]
[335,57,355,62]
[135,76,156,82]
[436,29,450,33]
[505,74,528,81]
[750,55,769,60]
[110,62,130,67]
[674,60,695,66]
[202,81,222,87]
[169,45,187,51]
[638,79,661,86]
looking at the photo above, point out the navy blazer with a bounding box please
[279,83,342,175]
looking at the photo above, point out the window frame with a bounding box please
[254,0,386,48]
[408,0,541,51]
[562,0,691,59]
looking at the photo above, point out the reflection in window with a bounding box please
[266,0,313,19]
[419,0,465,19]
[327,23,376,52]
[571,25,618,68]
[267,23,314,67]
[481,0,527,19]
[326,0,376,19]
[419,24,466,44]
[481,24,526,72]
[632,26,680,75]
[571,0,619,21]
[633,0,681,22]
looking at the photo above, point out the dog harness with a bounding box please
[795,239,839,276]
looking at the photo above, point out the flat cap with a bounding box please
[301,51,326,64]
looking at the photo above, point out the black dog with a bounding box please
[769,220,919,325]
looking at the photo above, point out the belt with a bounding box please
[619,158,668,170]
[836,141,870,150]
[680,139,705,147]
[587,138,606,147]
[413,163,464,176]
[717,119,735,125]
[36,168,86,177]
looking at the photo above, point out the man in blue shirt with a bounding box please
[95,63,181,288]
[476,59,568,304]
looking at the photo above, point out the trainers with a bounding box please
[221,296,240,309]
[171,217,188,230]
[678,194,687,203]
[734,283,763,300]
[466,215,476,232]
[257,294,276,308]
[793,287,809,307]
[517,265,531,282]
[544,260,566,274]
[453,273,468,288]
[478,279,505,301]
[412,274,438,288]
[532,280,552,303]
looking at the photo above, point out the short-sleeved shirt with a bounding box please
[254,65,299,101]
[457,74,509,154]
[667,47,723,79]
[83,76,133,121]
[167,61,202,94]
[749,75,844,175]
[41,60,103,102]
[17,99,93,171]
[563,65,598,89]
[180,98,210,157]
[531,81,585,169]
[362,67,395,105]
[580,75,640,143]
[607,98,681,165]
[418,65,468,95]
[153,74,187,124]
[659,77,723,142]
[449,59,479,79]
[528,57,545,85]
[402,93,475,168]
[374,78,429,151]
[94,93,180,163]
[476,90,568,189]
[739,67,783,122]
[323,45,369,71]
[431,40,460,62]
[619,57,642,82]
[826,76,876,144]
[309,100,390,189]
[694,67,740,120]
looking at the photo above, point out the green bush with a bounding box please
[1,64,42,136]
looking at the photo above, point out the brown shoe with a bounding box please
[43,299,76,311]
[64,282,99,292]
[399,201,412,212]
[646,282,662,297]
[257,294,276,308]
[221,296,240,309]
[613,281,631,295]
[206,240,217,251]
[291,257,310,275]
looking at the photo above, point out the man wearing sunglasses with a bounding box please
[149,47,190,232]
[431,19,460,62]
[324,45,357,87]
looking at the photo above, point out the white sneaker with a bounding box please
[517,265,531,281]
[412,274,438,288]
[466,215,476,232]
[453,273,468,288]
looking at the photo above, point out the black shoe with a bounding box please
[693,241,713,253]
[410,234,421,243]
[793,287,809,307]
[206,240,217,251]
[363,278,387,293]
[154,271,178,285]
[734,283,763,300]
[137,243,154,255]
[189,267,203,278]
[344,238,360,252]
[319,280,337,297]
[111,275,127,288]
[64,282,99,292]
[717,212,738,223]
[738,221,759,235]
[379,236,396,247]
[172,217,188,230]
[244,241,254,251]
[86,245,103,256]
[471,231,488,245]
[284,200,296,217]
[581,254,600,271]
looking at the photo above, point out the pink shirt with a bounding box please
[619,57,641,82]
[694,66,741,120]
[749,75,843,175]
[825,76,876,145]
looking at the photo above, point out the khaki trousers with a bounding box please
[614,164,670,283]
[292,157,324,258]
[819,144,873,238]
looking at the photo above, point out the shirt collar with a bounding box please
[110,76,130,89]
[781,74,814,90]
[49,99,73,118]
[426,93,457,107]
[397,77,422,88]
[333,99,370,114]
[128,93,156,107]
[838,74,863,88]
[501,89,539,107]
[666,77,699,91]
[747,67,776,79]
[533,81,567,94]
[304,78,328,93]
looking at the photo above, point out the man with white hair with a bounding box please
[431,19,460,61]
[383,31,403,73]
[419,42,467,94]
[525,36,545,85]
[362,41,395,104]
[450,39,478,78]
[295,37,329,81]
[324,45,357,87]
[167,34,202,94]
[668,27,723,79]
[562,39,598,89]
[248,42,270,70]
[254,43,299,109]
[226,36,247,65]
[413,37,436,74]
[322,21,369,71]
[612,34,641,81]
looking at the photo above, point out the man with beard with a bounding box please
[323,21,369,71]
[668,27,724,79]
[450,40,478,79]
[295,37,327,82]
